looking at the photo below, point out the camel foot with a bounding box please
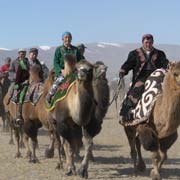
[20,142,25,148]
[78,166,88,179]
[55,162,63,170]
[15,152,22,158]
[137,161,146,172]
[65,166,76,176]
[45,148,54,158]
[150,169,161,180]
[9,139,14,145]
[74,153,82,161]
[29,157,39,163]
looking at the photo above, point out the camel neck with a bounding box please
[159,74,180,137]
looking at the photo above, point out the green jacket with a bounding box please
[54,45,83,77]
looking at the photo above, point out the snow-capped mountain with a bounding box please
[1,43,180,80]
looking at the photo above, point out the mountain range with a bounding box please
[1,42,180,80]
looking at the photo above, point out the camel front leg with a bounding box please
[30,136,39,163]
[14,127,22,158]
[150,151,161,180]
[136,137,146,172]
[45,130,55,158]
[124,127,137,174]
[158,150,167,170]
[9,122,14,144]
[78,126,93,179]
[63,140,76,175]
[54,131,63,170]
[23,133,31,159]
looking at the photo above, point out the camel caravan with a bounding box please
[2,55,109,178]
[1,34,180,180]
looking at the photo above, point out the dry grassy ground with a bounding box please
[0,103,180,180]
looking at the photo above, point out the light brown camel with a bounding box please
[46,59,109,178]
[124,61,180,180]
[3,64,60,163]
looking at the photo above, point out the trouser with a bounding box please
[48,74,64,96]
[17,85,28,119]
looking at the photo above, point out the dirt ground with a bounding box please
[0,103,180,180]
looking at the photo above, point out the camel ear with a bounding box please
[167,61,176,70]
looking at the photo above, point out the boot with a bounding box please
[16,104,24,126]
[46,75,64,104]
[46,93,53,104]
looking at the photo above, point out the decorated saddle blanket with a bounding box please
[129,69,167,126]
[46,72,76,111]
[11,82,44,105]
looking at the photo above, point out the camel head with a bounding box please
[168,61,180,87]
[29,64,42,83]
[137,124,158,151]
[76,60,93,81]
[93,61,108,80]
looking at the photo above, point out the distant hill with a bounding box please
[1,43,180,80]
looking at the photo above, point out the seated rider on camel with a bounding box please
[10,48,43,125]
[46,31,83,103]
[119,34,169,124]
[13,50,30,125]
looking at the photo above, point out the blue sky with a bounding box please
[0,0,180,49]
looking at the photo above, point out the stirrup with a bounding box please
[15,118,24,127]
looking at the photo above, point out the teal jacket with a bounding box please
[53,45,83,77]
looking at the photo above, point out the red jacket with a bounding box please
[0,64,9,73]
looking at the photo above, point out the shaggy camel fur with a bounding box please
[124,61,180,180]
[46,59,109,178]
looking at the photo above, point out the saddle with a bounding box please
[46,72,76,111]
[11,81,44,105]
[125,68,167,126]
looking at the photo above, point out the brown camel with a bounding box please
[123,61,180,180]
[0,72,11,131]
[3,64,59,163]
[46,59,109,178]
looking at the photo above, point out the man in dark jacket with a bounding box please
[28,48,43,80]
[46,31,83,103]
[8,49,28,103]
[119,34,169,124]
[13,50,30,125]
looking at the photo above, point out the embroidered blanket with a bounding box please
[127,69,167,126]
[46,72,76,111]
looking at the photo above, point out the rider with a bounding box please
[14,49,30,124]
[28,48,43,81]
[7,49,28,104]
[40,61,49,81]
[0,57,11,74]
[46,31,83,103]
[77,43,87,59]
[119,34,169,124]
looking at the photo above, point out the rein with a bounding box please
[109,77,125,106]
